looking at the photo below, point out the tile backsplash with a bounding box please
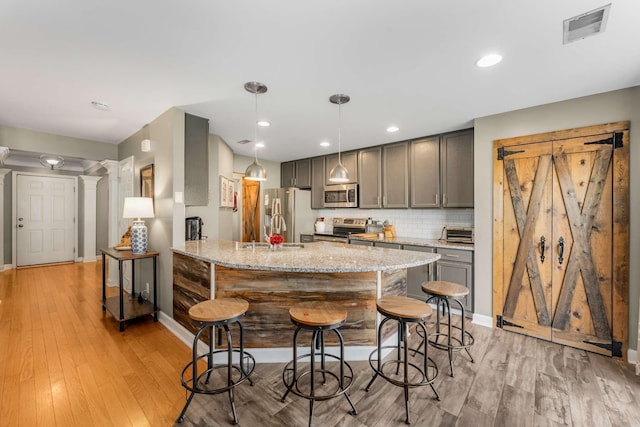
[314,208,474,239]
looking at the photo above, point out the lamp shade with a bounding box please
[123,197,155,219]
[245,160,267,181]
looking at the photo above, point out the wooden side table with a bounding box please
[101,247,159,331]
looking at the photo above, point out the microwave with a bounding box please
[323,184,358,208]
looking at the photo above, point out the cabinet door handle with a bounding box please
[383,195,387,206]
[443,193,447,206]
[435,193,439,204]
[443,253,459,258]
[540,236,546,263]
[377,196,380,207]
[558,237,565,265]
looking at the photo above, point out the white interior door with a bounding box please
[16,174,75,267]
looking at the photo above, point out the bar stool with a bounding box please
[281,301,357,427]
[421,281,474,377]
[366,295,439,425]
[177,298,255,425]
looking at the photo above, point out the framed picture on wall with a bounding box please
[220,176,234,208]
[141,164,154,203]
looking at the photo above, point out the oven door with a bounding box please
[313,234,348,243]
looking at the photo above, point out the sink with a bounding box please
[241,243,304,249]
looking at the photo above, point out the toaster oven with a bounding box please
[444,226,474,244]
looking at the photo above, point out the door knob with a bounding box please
[18,224,24,228]
[558,237,565,264]
[18,217,23,221]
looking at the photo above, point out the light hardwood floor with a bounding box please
[1,262,639,426]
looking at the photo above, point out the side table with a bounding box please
[101,247,159,331]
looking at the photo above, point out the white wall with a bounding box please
[474,86,640,349]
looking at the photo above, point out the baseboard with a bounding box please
[472,313,494,328]
[83,256,98,263]
[2,264,12,271]
[158,311,396,363]
[628,349,637,365]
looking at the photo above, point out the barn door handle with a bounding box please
[558,237,565,264]
[539,236,546,263]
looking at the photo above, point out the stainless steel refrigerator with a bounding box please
[263,188,314,243]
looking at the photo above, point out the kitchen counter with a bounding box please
[349,234,474,251]
[171,239,440,357]
[172,239,440,272]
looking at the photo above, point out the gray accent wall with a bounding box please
[474,86,640,350]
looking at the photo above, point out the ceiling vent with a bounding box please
[236,139,252,145]
[563,4,611,44]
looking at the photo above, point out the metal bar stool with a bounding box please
[366,295,439,425]
[177,298,255,425]
[281,301,357,427]
[420,281,474,377]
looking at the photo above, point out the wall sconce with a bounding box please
[141,139,151,152]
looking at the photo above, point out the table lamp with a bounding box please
[122,197,155,255]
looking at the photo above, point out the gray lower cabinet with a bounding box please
[311,156,325,209]
[435,248,473,314]
[325,151,358,185]
[281,159,311,189]
[374,241,402,249]
[184,113,209,206]
[350,239,374,247]
[405,245,435,300]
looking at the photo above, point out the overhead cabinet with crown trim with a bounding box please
[410,129,474,208]
[281,158,311,188]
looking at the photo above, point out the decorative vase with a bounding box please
[131,220,148,255]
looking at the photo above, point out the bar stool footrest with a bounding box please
[180,349,255,395]
[282,352,354,401]
[427,323,475,352]
[368,346,438,389]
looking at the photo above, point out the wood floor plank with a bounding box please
[494,384,534,427]
[596,376,640,426]
[535,340,565,379]
[564,357,612,427]
[534,372,572,425]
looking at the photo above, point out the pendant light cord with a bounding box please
[337,101,342,165]
[254,93,259,162]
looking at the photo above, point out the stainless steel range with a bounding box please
[313,218,367,242]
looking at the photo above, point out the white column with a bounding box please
[0,169,10,271]
[100,160,119,286]
[79,175,102,262]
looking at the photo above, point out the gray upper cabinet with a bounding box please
[382,142,409,208]
[311,156,325,209]
[358,147,382,208]
[281,159,311,189]
[441,129,473,208]
[325,151,358,185]
[410,137,440,208]
[184,113,209,206]
[358,143,409,208]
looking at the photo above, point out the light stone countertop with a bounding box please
[172,239,440,273]
[349,234,474,251]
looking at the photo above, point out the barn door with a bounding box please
[494,123,629,358]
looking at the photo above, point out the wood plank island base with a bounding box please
[172,240,440,361]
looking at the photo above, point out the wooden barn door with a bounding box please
[494,122,629,358]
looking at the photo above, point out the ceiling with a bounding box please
[1,1,639,163]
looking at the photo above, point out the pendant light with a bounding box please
[328,94,350,183]
[244,81,268,181]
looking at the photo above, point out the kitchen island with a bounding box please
[172,240,439,359]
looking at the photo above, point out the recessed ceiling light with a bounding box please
[255,142,265,148]
[386,126,399,133]
[257,120,271,127]
[91,100,110,111]
[476,53,503,68]
[320,141,330,147]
